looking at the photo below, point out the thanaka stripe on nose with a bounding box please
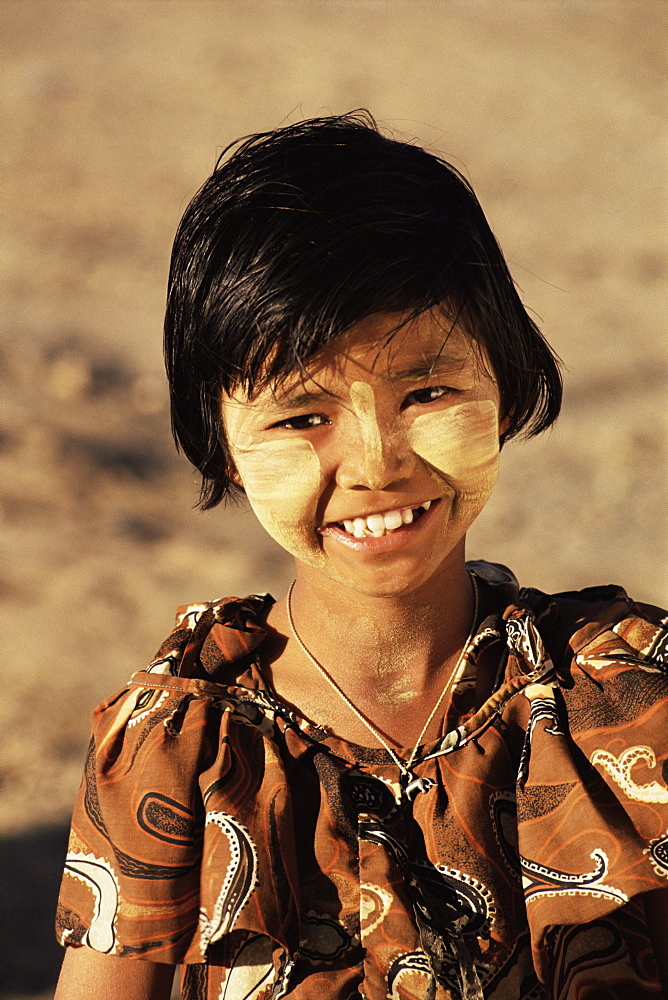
[349,381,387,486]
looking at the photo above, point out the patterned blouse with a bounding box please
[56,562,668,999]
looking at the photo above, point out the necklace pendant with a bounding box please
[402,773,435,801]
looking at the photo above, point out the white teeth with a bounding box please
[337,502,433,536]
[383,509,403,531]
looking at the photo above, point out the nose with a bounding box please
[336,381,415,491]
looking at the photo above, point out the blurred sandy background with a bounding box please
[1,0,666,994]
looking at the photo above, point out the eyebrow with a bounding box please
[271,387,343,410]
[270,353,473,408]
[385,354,472,383]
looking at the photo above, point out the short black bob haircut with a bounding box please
[165,111,562,509]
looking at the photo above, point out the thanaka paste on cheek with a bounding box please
[408,399,500,520]
[233,440,326,566]
[223,403,326,567]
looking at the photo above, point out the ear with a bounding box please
[498,413,512,437]
[228,464,244,488]
[222,441,243,488]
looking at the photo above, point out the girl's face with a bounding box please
[221,311,507,598]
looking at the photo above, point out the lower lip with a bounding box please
[320,500,442,553]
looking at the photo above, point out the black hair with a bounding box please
[164,110,562,508]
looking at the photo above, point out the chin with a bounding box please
[327,557,453,600]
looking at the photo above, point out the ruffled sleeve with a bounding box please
[507,589,668,982]
[55,596,302,965]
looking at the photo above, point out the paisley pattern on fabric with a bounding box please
[387,951,433,999]
[136,792,197,846]
[198,813,259,953]
[298,911,356,964]
[359,883,393,939]
[61,853,119,954]
[645,829,668,879]
[218,932,275,1000]
[127,687,169,725]
[55,564,668,997]
[517,694,564,787]
[362,818,494,936]
[643,620,668,669]
[520,849,628,907]
[343,769,400,818]
[590,745,668,804]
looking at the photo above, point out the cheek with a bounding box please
[407,399,500,498]
[231,439,325,562]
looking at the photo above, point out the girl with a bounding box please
[55,113,668,999]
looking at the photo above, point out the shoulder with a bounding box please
[491,575,668,956]
[503,578,668,852]
[147,592,275,682]
[510,579,668,769]
[470,561,668,749]
[469,560,667,677]
[537,585,668,757]
[521,580,668,680]
[57,591,285,963]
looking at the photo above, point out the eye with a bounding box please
[402,385,458,408]
[272,413,330,430]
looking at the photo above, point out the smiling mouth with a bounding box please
[325,500,436,539]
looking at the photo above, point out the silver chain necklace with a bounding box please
[285,572,479,802]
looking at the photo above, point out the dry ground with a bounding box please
[1,1,666,995]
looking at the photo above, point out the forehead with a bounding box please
[227,310,491,407]
[320,311,478,374]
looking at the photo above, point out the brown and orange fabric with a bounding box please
[56,562,668,999]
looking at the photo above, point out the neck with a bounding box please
[273,552,475,705]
